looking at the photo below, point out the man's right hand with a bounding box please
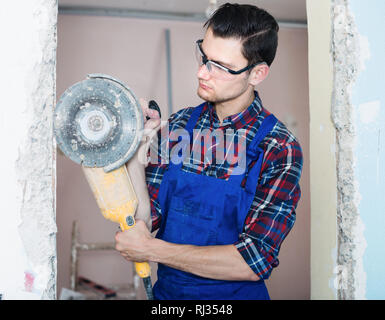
[133,98,162,167]
[140,98,161,131]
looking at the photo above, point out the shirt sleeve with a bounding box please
[234,139,303,280]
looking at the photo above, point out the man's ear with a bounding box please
[248,63,270,86]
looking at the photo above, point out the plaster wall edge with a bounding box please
[307,0,337,300]
[15,0,58,300]
[330,0,366,299]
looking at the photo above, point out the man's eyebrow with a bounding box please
[212,58,236,69]
[201,43,236,69]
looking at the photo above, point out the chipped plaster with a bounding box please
[330,0,366,299]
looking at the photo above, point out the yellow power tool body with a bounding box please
[82,166,151,278]
[53,74,156,299]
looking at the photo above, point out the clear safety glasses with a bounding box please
[195,39,264,80]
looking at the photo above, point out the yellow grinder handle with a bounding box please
[82,166,151,279]
[120,215,151,278]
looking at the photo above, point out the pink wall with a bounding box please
[56,14,309,299]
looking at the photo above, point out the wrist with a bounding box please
[146,237,164,263]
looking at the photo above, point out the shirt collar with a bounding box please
[208,91,263,129]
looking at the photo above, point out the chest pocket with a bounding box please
[161,195,218,246]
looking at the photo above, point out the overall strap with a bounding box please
[244,114,278,193]
[248,114,278,152]
[228,114,278,189]
[185,103,205,135]
[169,103,205,170]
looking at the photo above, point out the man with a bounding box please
[116,3,303,300]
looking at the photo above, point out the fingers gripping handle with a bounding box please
[120,215,151,279]
[146,100,161,120]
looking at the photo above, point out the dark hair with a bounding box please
[203,3,279,66]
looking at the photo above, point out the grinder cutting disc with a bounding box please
[54,74,144,172]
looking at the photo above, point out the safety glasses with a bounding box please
[195,39,264,80]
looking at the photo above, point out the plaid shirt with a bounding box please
[145,91,303,280]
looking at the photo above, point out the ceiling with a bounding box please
[59,0,307,23]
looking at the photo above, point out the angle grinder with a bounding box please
[54,73,161,300]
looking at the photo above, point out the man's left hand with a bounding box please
[115,219,153,262]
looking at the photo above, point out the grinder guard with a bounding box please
[54,73,144,172]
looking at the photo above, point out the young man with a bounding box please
[116,3,303,300]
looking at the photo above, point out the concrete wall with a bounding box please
[309,0,385,299]
[56,13,310,299]
[0,1,57,299]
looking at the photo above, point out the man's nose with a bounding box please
[197,63,211,80]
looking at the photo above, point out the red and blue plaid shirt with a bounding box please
[145,91,303,279]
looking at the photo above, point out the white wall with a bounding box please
[0,1,57,300]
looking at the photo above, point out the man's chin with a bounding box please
[197,87,214,103]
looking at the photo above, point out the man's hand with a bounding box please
[141,98,161,130]
[115,219,153,262]
[135,98,162,166]
[115,224,260,281]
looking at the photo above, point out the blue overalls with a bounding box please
[153,103,278,300]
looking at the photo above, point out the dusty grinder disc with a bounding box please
[54,74,144,172]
